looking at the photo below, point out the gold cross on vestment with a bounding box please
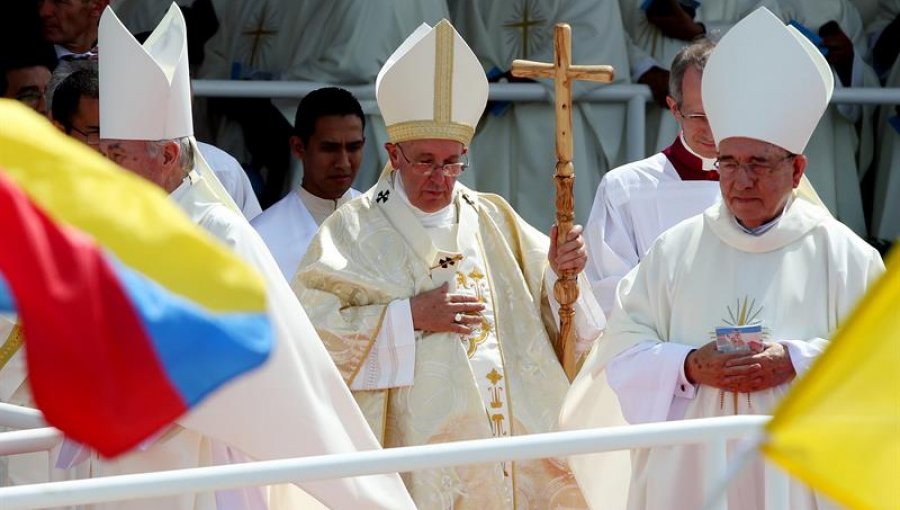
[503,0,546,59]
[242,3,278,68]
[511,24,613,382]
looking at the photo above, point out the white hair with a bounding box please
[145,137,194,174]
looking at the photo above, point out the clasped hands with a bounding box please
[410,224,587,333]
[684,340,796,393]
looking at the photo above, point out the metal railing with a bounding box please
[192,79,900,164]
[0,410,789,510]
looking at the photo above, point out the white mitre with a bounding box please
[702,7,834,154]
[376,19,488,146]
[99,3,238,211]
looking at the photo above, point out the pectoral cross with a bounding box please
[511,24,614,382]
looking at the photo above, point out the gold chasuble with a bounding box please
[294,172,586,509]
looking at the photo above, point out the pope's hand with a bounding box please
[410,282,486,335]
[549,224,587,276]
[685,341,795,393]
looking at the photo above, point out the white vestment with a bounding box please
[870,0,900,240]
[251,187,361,280]
[563,197,884,510]
[618,0,786,152]
[585,136,720,314]
[79,171,414,510]
[198,142,262,221]
[198,0,448,188]
[448,0,634,231]
[294,170,605,509]
[780,0,881,235]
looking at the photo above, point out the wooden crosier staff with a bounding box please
[511,24,614,381]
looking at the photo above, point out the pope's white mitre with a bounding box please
[99,3,192,140]
[702,7,833,154]
[376,19,488,145]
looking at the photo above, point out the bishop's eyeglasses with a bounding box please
[714,153,796,178]
[396,144,469,177]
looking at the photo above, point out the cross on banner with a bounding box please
[511,23,613,382]
[242,3,278,68]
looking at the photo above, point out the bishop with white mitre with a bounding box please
[90,5,415,509]
[562,8,884,510]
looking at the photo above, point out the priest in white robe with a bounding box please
[293,19,606,510]
[585,39,721,315]
[562,9,884,510]
[86,6,417,509]
[779,0,881,235]
[252,87,364,280]
[448,0,636,231]
[619,0,786,152]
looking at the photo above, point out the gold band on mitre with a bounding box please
[386,120,475,145]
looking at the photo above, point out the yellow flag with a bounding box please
[763,247,900,509]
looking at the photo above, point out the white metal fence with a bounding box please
[0,401,789,510]
[191,80,900,164]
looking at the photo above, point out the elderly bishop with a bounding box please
[562,8,884,510]
[293,19,605,510]
[92,5,414,509]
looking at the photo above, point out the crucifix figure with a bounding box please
[511,24,613,381]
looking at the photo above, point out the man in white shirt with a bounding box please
[2,57,52,116]
[585,39,721,315]
[563,8,884,509]
[252,87,364,280]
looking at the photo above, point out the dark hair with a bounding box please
[51,68,99,131]
[1,49,55,96]
[293,87,365,144]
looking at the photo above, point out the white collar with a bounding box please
[392,171,457,229]
[732,197,791,236]
[297,186,353,215]
[679,131,718,171]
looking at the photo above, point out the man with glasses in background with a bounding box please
[293,19,605,509]
[50,67,99,150]
[1,58,52,116]
[563,9,884,509]
[584,39,721,316]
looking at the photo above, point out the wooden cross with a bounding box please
[511,24,613,382]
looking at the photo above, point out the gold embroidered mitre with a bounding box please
[375,19,488,145]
